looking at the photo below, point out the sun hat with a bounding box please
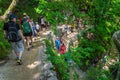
[23,13,27,15]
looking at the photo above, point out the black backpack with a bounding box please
[7,22,22,42]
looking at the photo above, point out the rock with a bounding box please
[113,30,120,51]
[47,76,58,80]
[43,61,53,70]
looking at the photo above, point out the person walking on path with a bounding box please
[35,22,40,36]
[29,18,37,41]
[3,14,24,65]
[78,18,84,30]
[22,13,34,51]
[55,37,61,52]
[64,23,69,37]
[59,43,66,54]
[41,16,46,31]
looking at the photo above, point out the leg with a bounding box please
[30,36,34,47]
[26,36,31,51]
[12,41,24,65]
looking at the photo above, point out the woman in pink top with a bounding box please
[59,43,66,54]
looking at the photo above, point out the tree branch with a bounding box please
[0,0,19,21]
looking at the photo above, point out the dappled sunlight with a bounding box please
[67,32,77,38]
[27,61,41,69]
[42,31,51,35]
[103,66,109,70]
[32,72,40,80]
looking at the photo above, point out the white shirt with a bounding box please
[36,24,40,30]
[41,18,45,24]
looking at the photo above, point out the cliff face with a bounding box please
[113,30,120,52]
[112,31,120,80]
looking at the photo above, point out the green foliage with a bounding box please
[15,0,38,21]
[0,0,39,60]
[0,0,11,15]
[45,39,70,80]
[36,0,120,79]
[86,67,112,80]
[0,21,11,60]
[109,63,119,79]
[35,0,84,34]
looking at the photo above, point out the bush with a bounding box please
[0,21,11,60]
[45,39,70,80]
[86,67,112,80]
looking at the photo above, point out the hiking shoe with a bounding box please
[28,48,30,51]
[15,57,19,61]
[17,59,22,65]
[31,46,34,48]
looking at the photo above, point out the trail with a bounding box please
[0,29,86,80]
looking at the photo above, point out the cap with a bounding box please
[23,13,27,15]
[9,14,17,20]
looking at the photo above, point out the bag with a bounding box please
[7,22,21,42]
[22,21,32,34]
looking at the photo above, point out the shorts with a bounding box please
[41,24,46,28]
[36,29,39,32]
[11,40,24,53]
[23,31,32,36]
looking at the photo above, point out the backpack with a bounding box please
[22,20,32,34]
[7,22,22,42]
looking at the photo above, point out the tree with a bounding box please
[0,0,19,21]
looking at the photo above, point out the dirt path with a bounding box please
[0,30,86,80]
[0,46,41,80]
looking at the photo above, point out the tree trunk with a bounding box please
[0,0,19,20]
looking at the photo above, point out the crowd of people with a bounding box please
[3,12,84,65]
[3,13,50,65]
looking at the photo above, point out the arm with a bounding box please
[19,30,24,40]
[3,22,7,37]
[28,21,34,34]
[17,23,24,41]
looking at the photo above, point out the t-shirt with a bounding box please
[3,21,22,42]
[60,45,66,54]
[3,21,20,31]
[36,24,40,30]
[41,18,45,25]
[55,39,61,48]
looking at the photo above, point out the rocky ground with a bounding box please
[0,29,86,80]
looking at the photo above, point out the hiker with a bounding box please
[41,16,46,31]
[35,22,40,36]
[3,14,24,65]
[29,18,37,41]
[59,43,66,54]
[55,37,61,52]
[78,18,84,30]
[64,23,69,37]
[38,15,42,31]
[70,23,74,33]
[22,13,34,51]
[60,36,64,44]
[19,18,23,25]
[45,21,50,30]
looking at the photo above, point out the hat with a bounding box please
[9,14,17,20]
[23,13,27,15]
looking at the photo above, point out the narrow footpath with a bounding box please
[0,29,86,80]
